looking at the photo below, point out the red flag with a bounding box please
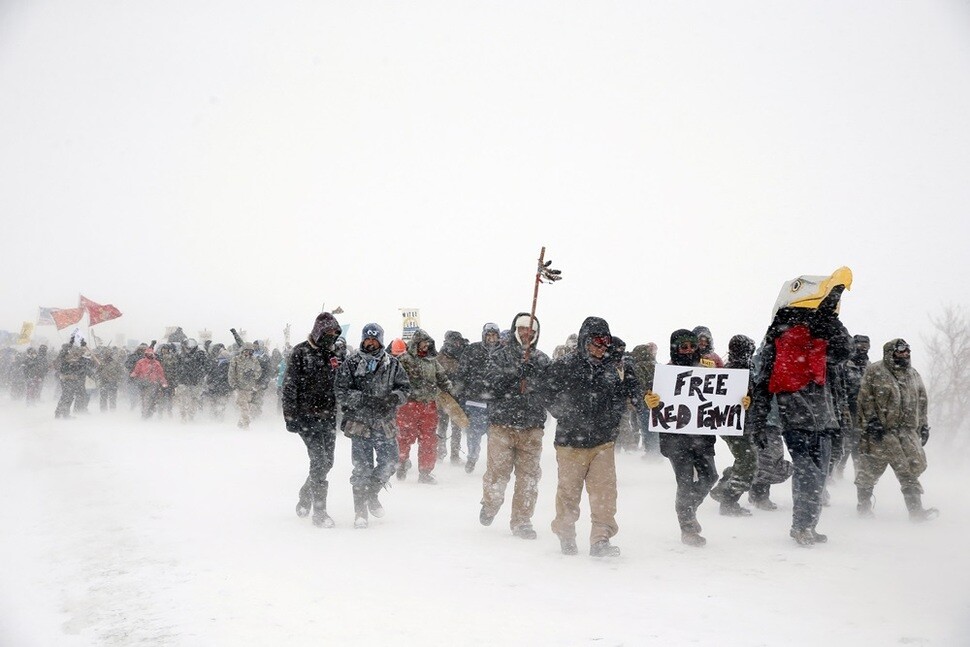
[80,295,123,326]
[51,307,85,330]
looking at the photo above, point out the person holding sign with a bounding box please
[543,316,640,557]
[646,330,720,547]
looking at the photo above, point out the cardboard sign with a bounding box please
[647,364,749,436]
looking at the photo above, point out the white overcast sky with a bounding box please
[1,1,968,362]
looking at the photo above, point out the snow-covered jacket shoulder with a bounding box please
[483,341,550,429]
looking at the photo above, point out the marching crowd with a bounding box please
[0,272,938,556]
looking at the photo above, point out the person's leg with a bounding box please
[415,402,439,476]
[481,426,515,522]
[509,427,544,532]
[550,446,590,544]
[586,442,619,545]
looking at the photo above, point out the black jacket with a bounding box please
[482,312,550,429]
[543,316,640,448]
[282,339,340,426]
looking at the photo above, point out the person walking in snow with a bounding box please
[543,316,638,557]
[130,347,169,419]
[644,329,723,547]
[395,328,455,485]
[708,334,758,517]
[228,343,262,429]
[435,330,467,464]
[454,322,503,474]
[335,323,410,529]
[855,339,937,521]
[479,313,551,541]
[282,312,344,528]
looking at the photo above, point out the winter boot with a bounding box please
[296,479,312,518]
[748,483,777,511]
[719,499,752,517]
[589,540,621,557]
[353,487,369,529]
[679,514,706,547]
[367,484,385,519]
[479,505,495,526]
[560,537,578,556]
[450,454,462,466]
[810,528,828,543]
[680,530,707,547]
[311,482,333,527]
[903,487,939,522]
[464,460,476,474]
[417,471,437,485]
[512,524,538,540]
[857,487,875,518]
[790,527,815,547]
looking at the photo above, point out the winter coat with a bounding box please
[630,344,657,394]
[95,357,125,386]
[174,348,210,386]
[396,329,454,403]
[335,347,411,433]
[456,335,502,403]
[542,316,639,448]
[282,338,340,424]
[483,313,551,430]
[131,354,168,387]
[228,352,262,391]
[751,307,850,433]
[857,339,928,435]
[206,355,232,396]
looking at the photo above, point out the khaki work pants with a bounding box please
[481,425,544,530]
[551,442,618,544]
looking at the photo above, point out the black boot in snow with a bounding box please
[296,478,312,518]
[748,484,777,511]
[353,488,369,529]
[857,487,875,518]
[367,483,385,518]
[903,488,939,522]
[719,499,752,517]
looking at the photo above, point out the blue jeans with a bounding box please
[782,429,832,531]
[350,432,399,494]
[463,403,489,464]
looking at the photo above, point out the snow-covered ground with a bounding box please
[1,400,967,646]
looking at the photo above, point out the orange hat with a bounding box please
[389,338,407,357]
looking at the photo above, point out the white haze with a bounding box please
[0,402,968,646]
[1,2,970,366]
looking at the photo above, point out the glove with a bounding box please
[866,418,885,442]
[644,391,660,409]
[919,425,930,446]
[741,395,751,410]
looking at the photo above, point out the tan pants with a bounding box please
[481,425,544,530]
[235,389,253,427]
[551,442,618,544]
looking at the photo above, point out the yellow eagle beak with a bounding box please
[789,266,853,310]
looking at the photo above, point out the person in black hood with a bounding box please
[479,313,550,541]
[543,316,639,557]
[282,312,343,528]
[645,329,719,547]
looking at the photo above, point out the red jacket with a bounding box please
[131,356,168,387]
